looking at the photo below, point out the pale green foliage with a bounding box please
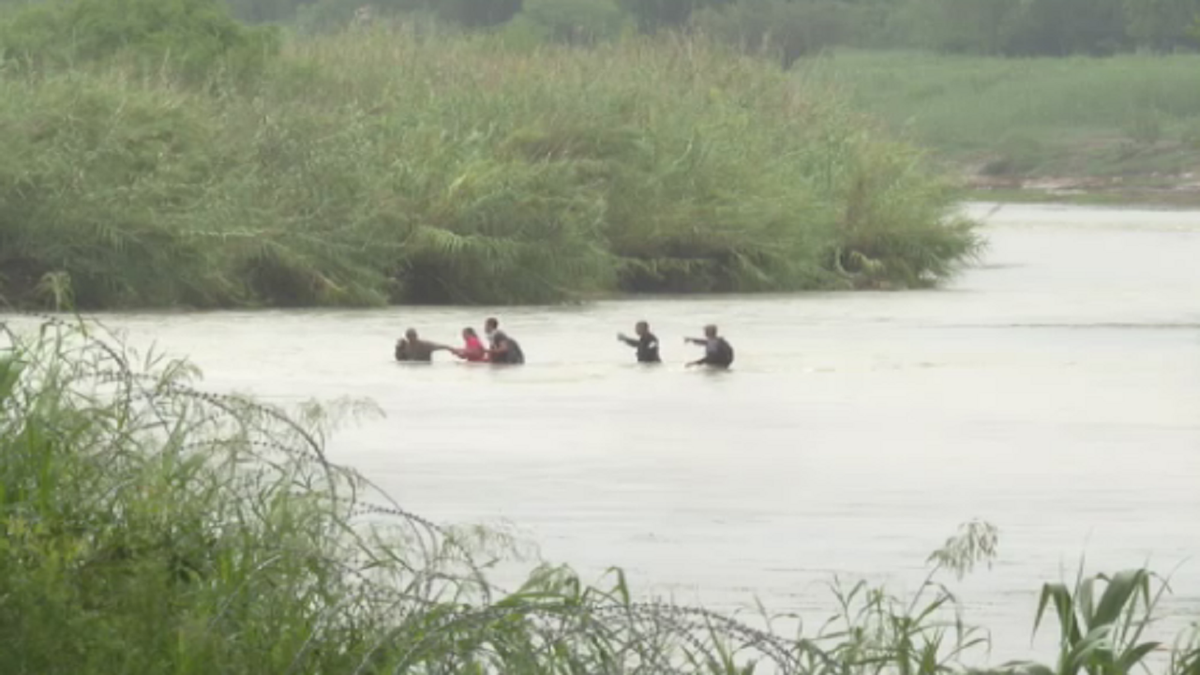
[997,567,1178,675]
[511,0,630,46]
[692,0,861,67]
[0,0,280,82]
[798,50,1200,179]
[0,29,977,309]
[927,519,999,581]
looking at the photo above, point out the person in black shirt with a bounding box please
[484,317,525,365]
[617,321,661,363]
[686,324,734,369]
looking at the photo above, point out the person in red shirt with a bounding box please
[450,327,488,362]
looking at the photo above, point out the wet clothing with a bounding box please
[621,333,661,363]
[696,337,734,369]
[488,330,525,365]
[395,338,440,362]
[456,335,488,362]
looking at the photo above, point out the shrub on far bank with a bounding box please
[0,0,280,82]
[507,0,629,46]
[0,24,978,310]
[692,0,861,68]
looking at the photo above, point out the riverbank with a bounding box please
[0,3,978,311]
[797,50,1200,207]
[961,174,1200,207]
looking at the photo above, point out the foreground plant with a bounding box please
[992,566,1185,675]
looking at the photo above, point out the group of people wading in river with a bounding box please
[396,317,525,365]
[395,318,734,369]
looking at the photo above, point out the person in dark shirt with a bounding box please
[394,328,449,362]
[617,321,661,363]
[484,317,525,365]
[685,324,734,369]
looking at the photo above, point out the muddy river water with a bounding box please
[65,202,1200,664]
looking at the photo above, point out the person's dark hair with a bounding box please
[484,317,499,331]
[463,327,477,338]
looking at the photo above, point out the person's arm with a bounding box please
[452,345,484,360]
[617,334,638,347]
[684,337,706,345]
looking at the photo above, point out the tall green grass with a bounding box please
[1,316,1198,674]
[0,20,979,309]
[797,50,1200,179]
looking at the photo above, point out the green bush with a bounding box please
[510,0,629,46]
[0,0,280,82]
[798,50,1200,180]
[293,0,431,34]
[981,134,1047,177]
[0,29,978,309]
[692,0,860,67]
[1126,106,1164,146]
[435,0,523,27]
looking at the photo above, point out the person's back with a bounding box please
[394,329,443,363]
[686,324,733,370]
[637,332,661,363]
[485,317,525,365]
[492,330,525,364]
[707,336,734,368]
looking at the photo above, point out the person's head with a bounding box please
[635,320,649,336]
[703,324,718,339]
[484,317,499,335]
[405,328,418,341]
[462,327,477,340]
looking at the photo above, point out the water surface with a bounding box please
[47,202,1200,663]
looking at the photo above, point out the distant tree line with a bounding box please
[3,0,1197,60]
[222,0,1200,60]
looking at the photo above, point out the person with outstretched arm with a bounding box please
[484,317,525,365]
[617,320,661,363]
[685,324,734,369]
[394,328,451,363]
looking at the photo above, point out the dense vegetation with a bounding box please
[2,316,1199,674]
[212,0,1200,60]
[797,51,1200,183]
[0,0,978,310]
